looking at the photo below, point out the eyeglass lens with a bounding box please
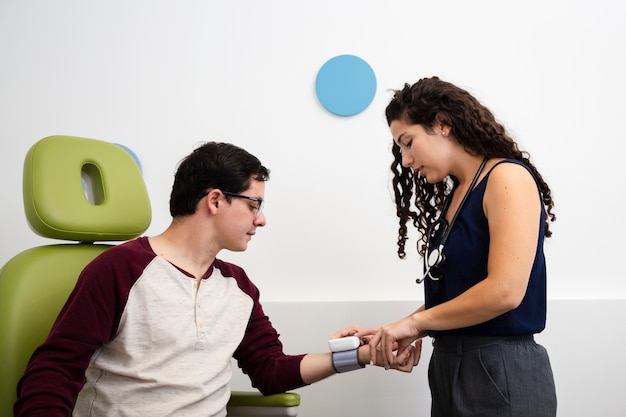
[222,191,264,219]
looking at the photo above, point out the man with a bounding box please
[14,142,417,417]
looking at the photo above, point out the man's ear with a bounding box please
[204,189,222,214]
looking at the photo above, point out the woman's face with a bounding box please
[390,119,449,183]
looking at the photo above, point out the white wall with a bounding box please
[2,0,626,301]
[1,1,624,415]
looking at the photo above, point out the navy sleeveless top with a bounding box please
[425,160,547,336]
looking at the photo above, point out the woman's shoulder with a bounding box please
[484,159,540,204]
[486,159,535,182]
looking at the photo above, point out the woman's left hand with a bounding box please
[369,316,423,370]
[367,337,422,373]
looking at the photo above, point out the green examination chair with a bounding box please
[0,135,300,417]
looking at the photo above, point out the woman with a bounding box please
[368,77,557,416]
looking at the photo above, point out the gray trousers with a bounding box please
[428,335,557,417]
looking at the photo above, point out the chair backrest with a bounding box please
[0,135,151,416]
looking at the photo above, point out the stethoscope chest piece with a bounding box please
[418,244,445,283]
[428,246,445,268]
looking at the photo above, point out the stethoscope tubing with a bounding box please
[417,158,488,284]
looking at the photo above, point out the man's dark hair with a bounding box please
[169,142,270,217]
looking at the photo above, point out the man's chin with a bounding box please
[229,244,248,253]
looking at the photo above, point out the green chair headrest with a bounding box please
[23,135,152,242]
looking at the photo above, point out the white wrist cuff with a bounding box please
[332,348,365,373]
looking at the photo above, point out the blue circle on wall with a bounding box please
[315,54,377,117]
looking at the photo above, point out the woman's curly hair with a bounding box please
[385,76,556,258]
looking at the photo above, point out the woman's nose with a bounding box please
[401,151,413,168]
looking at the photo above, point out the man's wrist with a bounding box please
[357,344,370,366]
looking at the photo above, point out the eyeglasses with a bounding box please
[221,191,265,219]
[200,190,265,219]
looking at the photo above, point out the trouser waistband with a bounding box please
[432,334,534,353]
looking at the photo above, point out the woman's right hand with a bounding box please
[331,325,378,340]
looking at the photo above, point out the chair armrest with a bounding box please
[227,391,300,417]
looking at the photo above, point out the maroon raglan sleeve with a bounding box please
[13,239,154,417]
[223,261,307,395]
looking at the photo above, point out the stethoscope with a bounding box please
[417,158,488,284]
